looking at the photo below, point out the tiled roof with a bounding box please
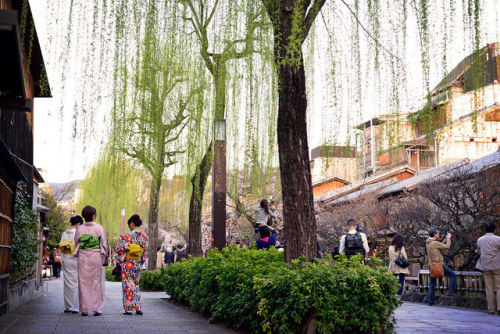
[432,150,500,182]
[377,159,468,197]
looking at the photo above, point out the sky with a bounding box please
[29,0,500,183]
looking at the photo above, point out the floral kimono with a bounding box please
[115,230,148,312]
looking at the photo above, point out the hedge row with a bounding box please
[104,266,163,291]
[161,247,399,333]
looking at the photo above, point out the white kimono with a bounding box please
[60,228,78,310]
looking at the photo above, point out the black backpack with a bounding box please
[344,232,365,258]
[176,250,187,262]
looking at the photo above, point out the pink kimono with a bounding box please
[74,221,107,313]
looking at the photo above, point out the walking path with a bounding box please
[394,301,500,333]
[1,277,499,333]
[0,277,236,334]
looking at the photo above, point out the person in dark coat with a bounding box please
[164,247,175,266]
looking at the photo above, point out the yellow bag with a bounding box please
[126,244,144,259]
[59,240,75,255]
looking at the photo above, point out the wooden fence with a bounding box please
[418,270,486,295]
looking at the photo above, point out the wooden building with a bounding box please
[0,0,50,315]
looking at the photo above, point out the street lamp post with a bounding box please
[212,119,226,250]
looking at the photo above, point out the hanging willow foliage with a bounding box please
[39,0,494,257]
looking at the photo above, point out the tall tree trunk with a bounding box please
[277,55,316,262]
[262,1,326,262]
[188,142,213,256]
[147,176,161,270]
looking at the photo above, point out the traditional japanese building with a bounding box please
[0,0,50,315]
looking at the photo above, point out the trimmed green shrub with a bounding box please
[140,270,163,291]
[104,266,121,282]
[161,247,399,333]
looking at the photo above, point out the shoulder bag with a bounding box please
[429,262,444,278]
[394,251,410,268]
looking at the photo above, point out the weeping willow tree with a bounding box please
[40,0,495,261]
[180,0,273,255]
[77,153,145,246]
[111,3,204,268]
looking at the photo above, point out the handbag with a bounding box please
[430,262,444,278]
[112,263,122,276]
[394,251,410,268]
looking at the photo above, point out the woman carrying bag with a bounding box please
[115,214,148,315]
[388,234,410,297]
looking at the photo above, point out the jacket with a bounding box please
[476,233,500,271]
[388,245,410,274]
[426,237,451,264]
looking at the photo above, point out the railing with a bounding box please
[418,270,486,296]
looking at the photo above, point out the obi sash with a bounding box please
[78,234,100,250]
[59,240,76,254]
[126,243,144,259]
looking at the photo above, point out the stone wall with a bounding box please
[7,278,36,312]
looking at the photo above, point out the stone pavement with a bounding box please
[394,301,500,333]
[0,277,236,334]
[1,277,500,334]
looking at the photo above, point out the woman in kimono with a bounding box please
[74,206,107,316]
[59,215,82,313]
[116,214,148,315]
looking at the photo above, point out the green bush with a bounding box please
[140,270,163,291]
[161,247,399,333]
[10,182,40,286]
[104,266,121,282]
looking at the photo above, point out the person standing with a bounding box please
[254,199,277,227]
[388,234,410,296]
[426,228,456,306]
[59,215,82,313]
[174,244,187,263]
[156,247,164,270]
[339,219,369,260]
[116,214,148,315]
[164,247,175,266]
[476,221,500,315]
[74,205,107,316]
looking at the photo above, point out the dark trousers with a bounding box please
[428,264,456,302]
[394,273,405,296]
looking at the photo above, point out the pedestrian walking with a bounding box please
[476,221,500,315]
[426,228,456,306]
[388,234,410,296]
[254,199,277,227]
[50,248,62,278]
[59,215,82,313]
[339,219,369,260]
[74,205,107,316]
[116,214,148,315]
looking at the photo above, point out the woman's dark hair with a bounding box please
[81,206,96,222]
[260,199,270,215]
[428,227,437,238]
[127,214,142,227]
[392,234,404,251]
[259,225,271,238]
[70,215,83,226]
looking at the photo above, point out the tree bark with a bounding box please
[147,176,162,270]
[188,142,213,256]
[262,1,326,262]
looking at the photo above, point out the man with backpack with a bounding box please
[339,219,369,261]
